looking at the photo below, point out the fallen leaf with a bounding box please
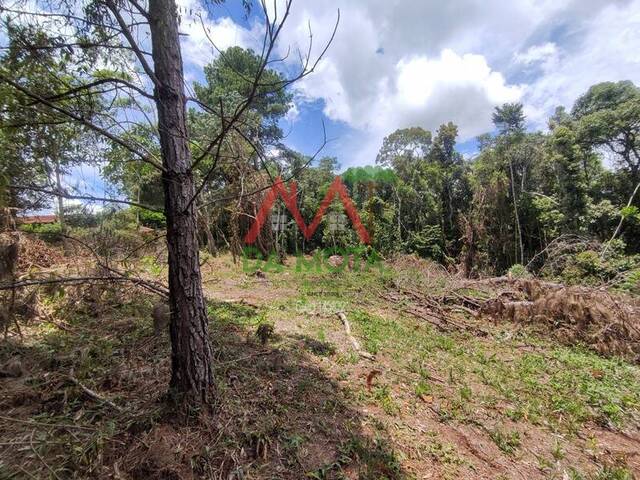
[418,394,433,403]
[366,370,382,391]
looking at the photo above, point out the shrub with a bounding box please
[508,263,531,278]
[407,225,444,261]
[19,222,63,242]
[559,243,640,287]
[619,269,640,295]
[138,209,166,229]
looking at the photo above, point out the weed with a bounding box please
[414,380,431,398]
[300,335,336,356]
[372,385,399,416]
[425,433,464,466]
[459,385,472,402]
[489,427,521,455]
[551,439,565,461]
[594,466,633,480]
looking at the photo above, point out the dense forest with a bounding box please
[1,1,640,478]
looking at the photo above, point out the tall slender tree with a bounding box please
[0,0,338,406]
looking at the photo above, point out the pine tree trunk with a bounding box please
[53,158,64,231]
[148,0,214,405]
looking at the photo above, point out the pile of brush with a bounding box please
[481,279,640,362]
[15,233,63,271]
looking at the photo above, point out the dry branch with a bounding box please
[336,311,375,360]
[67,375,123,412]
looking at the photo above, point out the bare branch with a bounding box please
[0,7,125,32]
[197,120,329,209]
[29,77,154,103]
[9,184,163,212]
[0,73,164,171]
[62,234,169,298]
[104,0,159,86]
[0,276,152,291]
[187,2,339,189]
[126,0,150,19]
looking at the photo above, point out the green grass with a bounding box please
[567,465,634,480]
[372,384,400,416]
[308,435,410,480]
[331,289,639,432]
[488,427,521,455]
[207,300,264,326]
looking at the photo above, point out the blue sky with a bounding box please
[177,0,640,170]
[5,0,640,210]
[84,0,640,207]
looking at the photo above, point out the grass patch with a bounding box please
[207,300,263,326]
[488,427,521,455]
[308,435,410,480]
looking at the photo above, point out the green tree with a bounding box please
[492,102,525,136]
[493,103,526,264]
[376,126,431,176]
[0,25,99,228]
[194,46,293,144]
[573,81,640,187]
[1,0,335,407]
[547,124,588,231]
[429,122,470,253]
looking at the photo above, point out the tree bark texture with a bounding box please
[149,0,214,404]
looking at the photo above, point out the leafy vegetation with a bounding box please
[1,1,640,478]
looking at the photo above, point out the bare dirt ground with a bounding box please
[1,246,640,479]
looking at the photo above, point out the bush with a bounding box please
[74,227,147,258]
[97,208,137,231]
[138,209,166,229]
[559,242,640,287]
[507,263,531,278]
[64,205,99,228]
[407,225,444,261]
[19,222,63,242]
[619,269,640,295]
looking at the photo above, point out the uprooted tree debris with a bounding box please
[387,271,640,363]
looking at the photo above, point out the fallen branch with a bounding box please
[381,292,489,337]
[405,305,489,337]
[62,234,169,298]
[30,430,62,480]
[0,415,96,431]
[336,311,375,360]
[0,275,168,298]
[214,350,272,367]
[67,375,123,412]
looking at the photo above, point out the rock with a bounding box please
[327,255,344,268]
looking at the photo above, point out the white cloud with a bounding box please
[284,102,300,123]
[176,0,263,79]
[263,0,640,165]
[303,50,522,165]
[520,1,640,127]
[514,43,558,66]
[9,0,639,169]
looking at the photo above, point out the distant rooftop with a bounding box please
[17,215,58,224]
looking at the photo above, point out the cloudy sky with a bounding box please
[4,0,639,206]
[178,0,640,168]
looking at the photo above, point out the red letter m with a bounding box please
[244,176,370,245]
